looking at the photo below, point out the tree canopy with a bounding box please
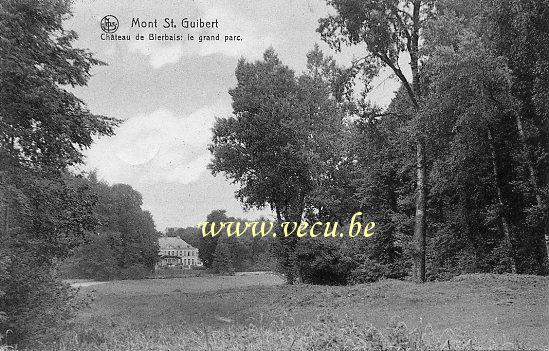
[209,0,548,285]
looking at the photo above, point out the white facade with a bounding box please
[157,237,203,268]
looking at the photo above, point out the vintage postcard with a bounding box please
[0,0,548,350]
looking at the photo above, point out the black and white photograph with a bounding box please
[0,0,548,350]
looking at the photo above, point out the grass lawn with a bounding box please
[53,273,548,350]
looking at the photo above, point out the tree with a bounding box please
[97,183,159,271]
[70,233,118,280]
[198,210,230,268]
[212,238,235,274]
[297,45,352,224]
[0,0,118,344]
[174,226,202,249]
[351,88,414,280]
[0,1,117,171]
[68,176,160,279]
[209,47,347,283]
[421,38,522,273]
[209,49,310,222]
[209,49,309,283]
[418,1,549,272]
[484,0,549,270]
[318,0,436,282]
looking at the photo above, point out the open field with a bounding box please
[50,273,548,350]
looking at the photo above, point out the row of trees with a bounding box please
[209,0,548,284]
[0,0,158,345]
[62,174,159,281]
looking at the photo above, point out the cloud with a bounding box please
[85,103,230,185]
[128,41,187,69]
[197,4,275,59]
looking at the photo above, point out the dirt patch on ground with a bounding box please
[65,280,106,288]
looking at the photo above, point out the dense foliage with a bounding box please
[64,174,160,281]
[209,0,549,285]
[170,210,275,273]
[0,0,156,345]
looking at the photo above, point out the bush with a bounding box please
[349,259,407,284]
[348,259,390,284]
[295,239,356,285]
[212,239,235,275]
[68,236,118,281]
[0,252,75,346]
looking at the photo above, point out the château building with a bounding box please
[156,236,202,268]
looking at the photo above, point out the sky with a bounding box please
[66,0,403,230]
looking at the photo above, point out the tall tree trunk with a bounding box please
[458,185,478,272]
[275,206,295,285]
[373,0,426,282]
[413,140,427,282]
[487,129,517,273]
[515,113,543,207]
[514,113,549,270]
[410,0,426,283]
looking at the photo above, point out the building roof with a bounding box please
[158,236,196,250]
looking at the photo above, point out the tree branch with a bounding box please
[378,52,419,108]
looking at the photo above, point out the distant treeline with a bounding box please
[61,173,160,281]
